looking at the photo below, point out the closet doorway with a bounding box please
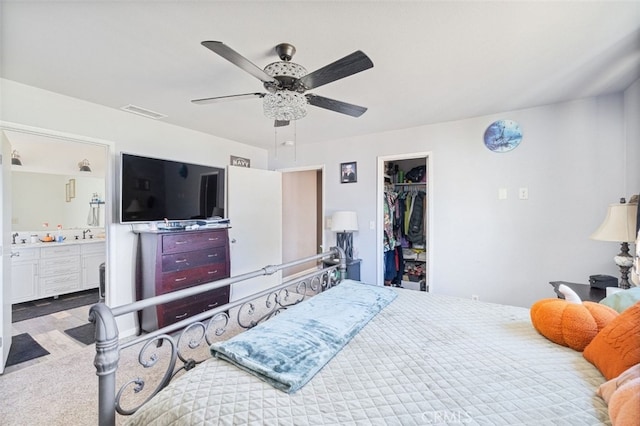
[377,153,432,291]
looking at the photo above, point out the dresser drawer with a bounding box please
[40,244,81,258]
[162,230,228,254]
[159,263,229,293]
[40,273,81,296]
[11,247,39,262]
[138,228,231,332]
[157,285,230,327]
[40,256,81,275]
[81,241,105,255]
[161,246,227,272]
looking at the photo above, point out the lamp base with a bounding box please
[614,243,633,289]
[336,232,354,259]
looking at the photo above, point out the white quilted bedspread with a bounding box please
[127,289,610,425]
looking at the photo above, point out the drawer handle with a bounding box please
[207,302,219,308]
[207,254,218,258]
[175,312,188,320]
[174,277,187,282]
[174,241,188,245]
[208,237,219,241]
[175,259,188,263]
[207,270,218,275]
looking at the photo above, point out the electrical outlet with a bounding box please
[471,295,479,301]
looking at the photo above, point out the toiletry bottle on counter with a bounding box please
[30,234,37,244]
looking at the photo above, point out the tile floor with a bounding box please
[5,303,92,375]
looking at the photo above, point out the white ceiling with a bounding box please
[2,1,639,149]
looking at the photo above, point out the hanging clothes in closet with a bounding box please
[383,183,400,286]
[396,189,426,248]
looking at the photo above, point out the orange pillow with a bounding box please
[530,297,618,351]
[583,302,640,380]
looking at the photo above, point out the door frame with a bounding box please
[0,121,115,306]
[376,152,433,289]
[1,131,12,372]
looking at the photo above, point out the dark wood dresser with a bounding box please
[137,228,230,332]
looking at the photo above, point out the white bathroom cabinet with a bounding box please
[11,240,105,303]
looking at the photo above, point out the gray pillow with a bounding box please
[599,287,640,313]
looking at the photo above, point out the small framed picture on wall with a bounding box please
[340,161,357,183]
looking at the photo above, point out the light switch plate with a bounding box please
[519,187,529,200]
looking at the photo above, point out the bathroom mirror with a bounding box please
[12,171,106,231]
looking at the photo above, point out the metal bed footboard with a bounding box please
[91,247,346,426]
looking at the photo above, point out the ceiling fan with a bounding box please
[191,41,374,127]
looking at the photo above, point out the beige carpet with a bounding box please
[0,284,316,425]
[0,304,280,425]
[0,330,232,425]
[1,343,101,425]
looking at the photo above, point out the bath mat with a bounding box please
[6,333,50,367]
[64,323,95,345]
[12,289,99,322]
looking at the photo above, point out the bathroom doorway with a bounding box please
[1,123,112,328]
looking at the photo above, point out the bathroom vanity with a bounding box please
[10,239,105,304]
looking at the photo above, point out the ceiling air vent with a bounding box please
[120,104,167,120]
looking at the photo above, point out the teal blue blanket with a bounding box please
[210,280,397,393]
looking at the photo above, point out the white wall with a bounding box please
[1,78,268,333]
[270,90,639,308]
[2,77,637,314]
[624,79,640,195]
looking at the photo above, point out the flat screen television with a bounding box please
[119,153,225,224]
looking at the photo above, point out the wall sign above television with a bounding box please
[120,153,225,224]
[230,155,250,168]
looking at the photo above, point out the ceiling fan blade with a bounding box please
[274,120,290,127]
[298,51,373,90]
[201,41,277,84]
[191,93,265,105]
[306,94,368,117]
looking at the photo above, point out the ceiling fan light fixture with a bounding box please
[264,61,307,79]
[263,91,307,121]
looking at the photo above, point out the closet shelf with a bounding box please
[394,182,425,186]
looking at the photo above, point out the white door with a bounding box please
[1,132,13,373]
[227,166,282,301]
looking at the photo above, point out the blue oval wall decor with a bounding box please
[483,120,522,152]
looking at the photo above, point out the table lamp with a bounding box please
[590,198,638,289]
[331,211,358,259]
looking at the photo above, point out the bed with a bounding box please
[91,248,612,425]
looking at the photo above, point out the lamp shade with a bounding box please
[331,211,358,232]
[590,202,638,242]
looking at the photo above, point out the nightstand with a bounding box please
[323,258,361,281]
[549,281,606,303]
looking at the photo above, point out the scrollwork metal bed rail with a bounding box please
[91,247,346,426]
